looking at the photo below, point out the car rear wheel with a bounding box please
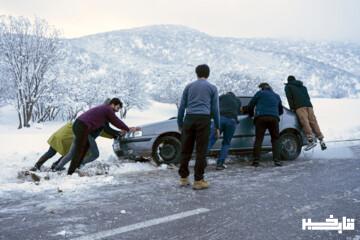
[278,132,301,160]
[152,136,181,165]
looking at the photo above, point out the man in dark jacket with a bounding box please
[177,64,220,190]
[208,92,241,170]
[67,98,139,175]
[245,83,283,167]
[284,75,326,151]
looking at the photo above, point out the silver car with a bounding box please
[113,96,307,165]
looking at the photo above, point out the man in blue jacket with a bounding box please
[177,64,220,190]
[245,83,283,167]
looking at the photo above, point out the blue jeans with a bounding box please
[54,135,99,170]
[208,116,237,165]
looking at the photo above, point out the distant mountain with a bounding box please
[59,25,360,98]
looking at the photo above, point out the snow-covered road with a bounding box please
[1,98,360,239]
[1,143,359,240]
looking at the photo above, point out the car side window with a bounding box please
[238,97,251,116]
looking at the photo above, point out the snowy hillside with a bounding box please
[60,25,360,98]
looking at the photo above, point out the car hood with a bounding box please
[139,117,178,136]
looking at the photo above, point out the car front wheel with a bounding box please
[152,136,181,165]
[278,132,301,160]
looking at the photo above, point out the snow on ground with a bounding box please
[0,100,176,196]
[310,98,360,140]
[0,98,359,195]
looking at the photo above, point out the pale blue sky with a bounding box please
[0,0,359,42]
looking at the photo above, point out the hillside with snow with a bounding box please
[60,25,360,99]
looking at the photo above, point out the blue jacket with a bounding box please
[177,79,220,129]
[247,88,283,121]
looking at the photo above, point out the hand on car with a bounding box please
[215,129,220,139]
[129,127,141,132]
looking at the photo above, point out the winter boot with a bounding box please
[319,139,327,151]
[251,161,260,167]
[192,179,209,190]
[304,138,317,151]
[216,164,227,170]
[179,177,190,187]
[32,155,50,171]
[274,160,282,167]
[30,163,41,171]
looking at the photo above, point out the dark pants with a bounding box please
[35,147,57,167]
[253,116,280,163]
[67,119,90,175]
[208,116,237,165]
[178,114,211,181]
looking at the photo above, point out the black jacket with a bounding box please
[219,93,242,121]
[285,79,313,110]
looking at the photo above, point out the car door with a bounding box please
[229,97,256,150]
[210,96,273,151]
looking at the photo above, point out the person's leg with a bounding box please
[194,116,211,181]
[295,107,313,141]
[307,107,327,150]
[253,117,267,165]
[50,156,63,170]
[217,117,236,166]
[81,136,99,165]
[68,120,90,175]
[207,121,216,152]
[178,116,196,179]
[33,146,57,169]
[54,139,76,171]
[267,117,281,165]
[308,107,324,140]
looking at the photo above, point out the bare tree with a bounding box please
[0,15,60,128]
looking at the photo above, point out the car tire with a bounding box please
[278,132,301,160]
[152,136,181,165]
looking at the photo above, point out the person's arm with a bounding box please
[278,97,284,116]
[285,85,295,110]
[237,98,242,115]
[106,109,130,132]
[177,85,188,130]
[304,87,313,106]
[246,92,259,117]
[103,122,120,138]
[211,88,220,130]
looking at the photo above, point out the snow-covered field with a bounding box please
[0,98,359,196]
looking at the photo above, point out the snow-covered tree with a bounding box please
[0,15,61,128]
[214,71,260,96]
[104,70,149,118]
[0,59,14,104]
[151,70,192,108]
